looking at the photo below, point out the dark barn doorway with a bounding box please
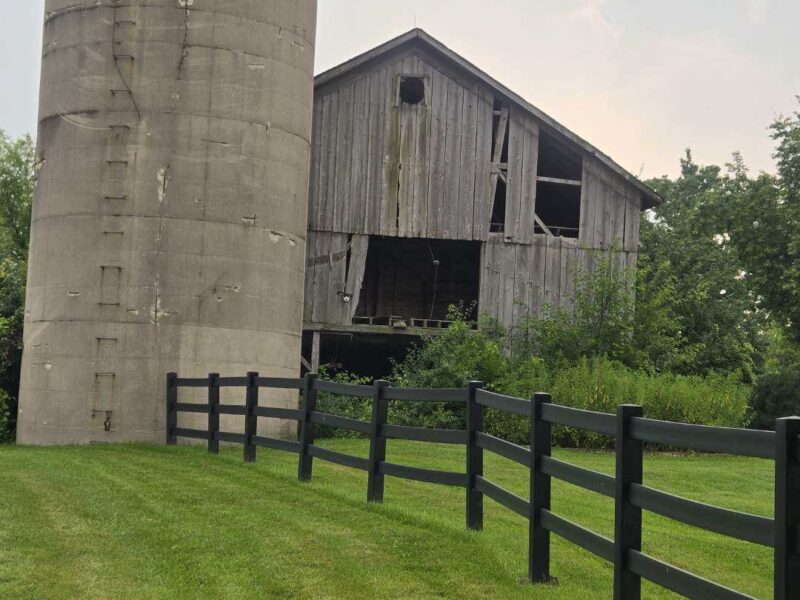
[356,237,481,324]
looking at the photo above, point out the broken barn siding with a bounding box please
[310,51,494,242]
[305,34,656,334]
[505,108,539,243]
[304,231,369,325]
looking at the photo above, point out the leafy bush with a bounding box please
[383,311,751,447]
[0,389,12,443]
[748,364,800,430]
[314,368,372,438]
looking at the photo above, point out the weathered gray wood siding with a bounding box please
[478,234,638,331]
[310,51,494,241]
[304,231,369,325]
[505,108,540,243]
[306,48,646,330]
[579,156,642,251]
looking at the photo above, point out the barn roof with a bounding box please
[315,28,662,210]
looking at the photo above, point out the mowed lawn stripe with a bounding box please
[0,442,774,599]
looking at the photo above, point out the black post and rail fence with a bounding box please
[166,372,800,600]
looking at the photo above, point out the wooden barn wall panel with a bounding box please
[308,98,323,230]
[349,75,371,235]
[345,235,370,322]
[333,82,355,233]
[472,92,494,241]
[441,77,464,239]
[366,66,389,235]
[426,65,448,238]
[623,189,642,252]
[311,50,497,241]
[477,235,636,330]
[398,56,433,238]
[505,109,539,244]
[579,157,635,251]
[305,231,366,326]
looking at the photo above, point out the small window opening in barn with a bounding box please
[535,182,581,237]
[535,132,583,237]
[537,132,582,180]
[355,237,480,327]
[399,76,426,105]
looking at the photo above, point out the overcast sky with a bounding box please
[2,0,798,178]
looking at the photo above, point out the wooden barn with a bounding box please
[302,29,661,372]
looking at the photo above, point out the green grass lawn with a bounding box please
[0,440,774,599]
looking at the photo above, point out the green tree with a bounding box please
[641,150,766,379]
[0,131,34,441]
[723,102,800,342]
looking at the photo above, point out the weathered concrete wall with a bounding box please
[18,0,317,444]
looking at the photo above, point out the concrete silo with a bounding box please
[17,0,317,444]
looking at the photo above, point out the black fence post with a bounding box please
[208,373,220,454]
[529,392,552,583]
[166,372,178,445]
[466,381,484,530]
[297,373,318,482]
[775,416,800,600]
[614,404,643,600]
[243,371,258,463]
[367,379,390,503]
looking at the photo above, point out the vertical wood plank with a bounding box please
[334,81,355,232]
[610,178,627,250]
[473,94,493,240]
[512,243,530,328]
[560,238,578,311]
[345,234,370,322]
[326,233,350,325]
[243,372,259,463]
[579,157,596,249]
[297,373,318,481]
[545,236,562,308]
[466,381,484,530]
[412,59,434,238]
[501,242,517,331]
[208,372,220,454]
[774,416,800,600]
[458,86,479,239]
[311,232,331,323]
[303,230,318,322]
[614,404,644,600]
[349,74,370,234]
[366,67,388,235]
[380,60,404,236]
[426,67,448,238]
[166,372,177,445]
[367,379,390,502]
[442,77,463,239]
[310,331,321,374]
[531,236,547,315]
[308,98,323,230]
[505,110,523,240]
[517,118,540,243]
[530,392,553,582]
[321,92,339,231]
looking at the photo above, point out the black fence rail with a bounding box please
[166,372,800,600]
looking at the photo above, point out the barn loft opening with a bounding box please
[537,131,582,180]
[355,237,481,326]
[399,76,426,105]
[535,131,583,238]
